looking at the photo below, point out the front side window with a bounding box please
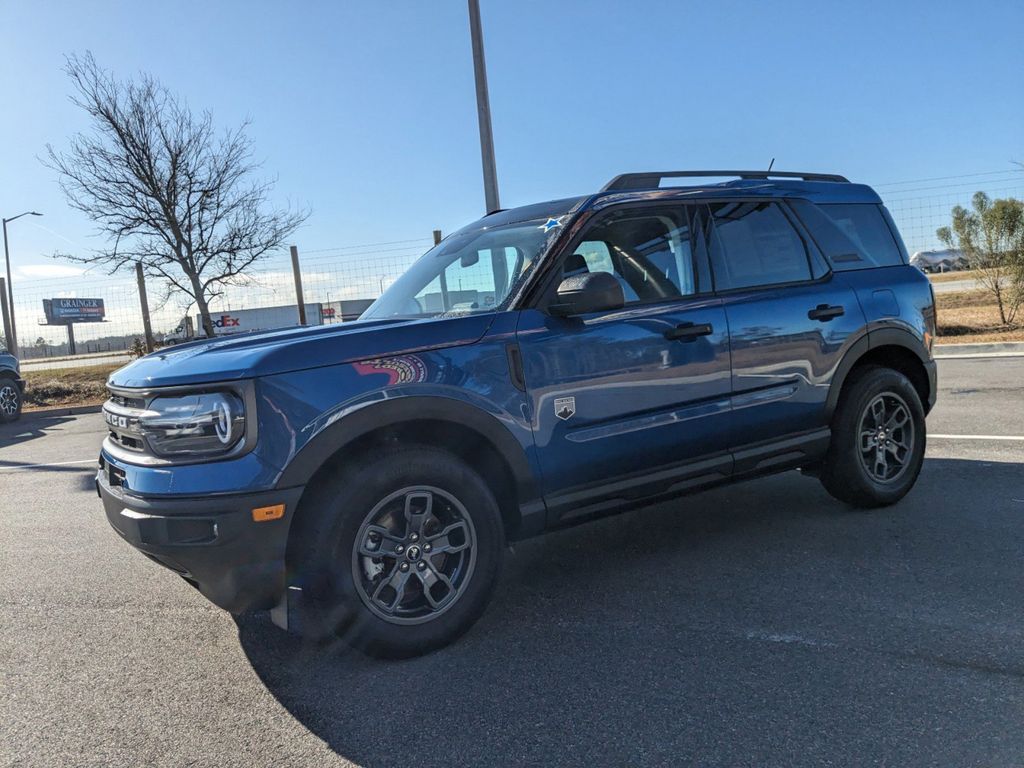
[708,201,812,290]
[562,207,699,306]
[363,219,554,319]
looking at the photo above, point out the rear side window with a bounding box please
[791,201,904,270]
[708,202,812,290]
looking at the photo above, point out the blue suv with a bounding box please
[97,171,937,657]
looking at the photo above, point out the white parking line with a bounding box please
[934,352,1024,359]
[930,434,1024,441]
[0,459,97,473]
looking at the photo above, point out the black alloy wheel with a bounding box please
[352,486,477,625]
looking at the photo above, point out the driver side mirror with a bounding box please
[549,271,625,317]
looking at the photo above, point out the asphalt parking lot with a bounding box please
[2,356,1023,768]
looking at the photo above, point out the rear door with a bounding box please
[705,200,866,451]
[516,204,733,520]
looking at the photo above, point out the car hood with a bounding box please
[108,314,497,389]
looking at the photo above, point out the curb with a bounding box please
[934,341,1024,359]
[20,403,104,421]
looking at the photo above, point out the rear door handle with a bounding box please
[664,322,713,341]
[807,304,845,322]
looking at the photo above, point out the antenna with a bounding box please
[767,158,775,172]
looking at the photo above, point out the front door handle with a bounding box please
[664,322,713,341]
[807,304,845,322]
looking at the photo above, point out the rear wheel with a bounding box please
[820,365,926,508]
[0,379,22,423]
[294,445,503,658]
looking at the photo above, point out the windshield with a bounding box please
[362,217,561,320]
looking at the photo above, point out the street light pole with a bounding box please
[467,0,500,213]
[2,210,43,358]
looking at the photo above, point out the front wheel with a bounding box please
[820,365,926,508]
[0,379,22,423]
[294,445,503,658]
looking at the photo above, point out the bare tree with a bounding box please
[937,192,1024,326]
[45,53,308,336]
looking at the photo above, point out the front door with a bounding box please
[516,204,733,522]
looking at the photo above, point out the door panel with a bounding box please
[704,199,866,447]
[517,299,732,514]
[721,276,865,446]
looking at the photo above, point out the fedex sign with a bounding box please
[213,314,241,328]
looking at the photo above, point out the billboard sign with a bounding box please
[43,298,106,324]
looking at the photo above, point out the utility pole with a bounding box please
[468,0,500,213]
[135,262,156,352]
[434,229,450,310]
[2,208,42,356]
[290,245,307,325]
[0,278,13,354]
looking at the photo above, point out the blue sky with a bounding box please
[1,0,1022,283]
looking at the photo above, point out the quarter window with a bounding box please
[708,202,812,290]
[795,202,904,269]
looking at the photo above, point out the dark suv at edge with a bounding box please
[97,170,937,657]
[0,350,24,423]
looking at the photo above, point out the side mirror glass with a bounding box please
[549,271,625,317]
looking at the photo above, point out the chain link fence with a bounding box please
[6,172,1023,361]
[878,170,1024,257]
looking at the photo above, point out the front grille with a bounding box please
[109,431,143,451]
[109,394,146,409]
[103,397,148,453]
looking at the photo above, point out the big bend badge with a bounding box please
[554,396,576,421]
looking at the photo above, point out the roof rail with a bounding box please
[600,170,850,192]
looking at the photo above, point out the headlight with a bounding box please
[138,392,245,457]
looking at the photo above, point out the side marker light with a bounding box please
[252,504,285,522]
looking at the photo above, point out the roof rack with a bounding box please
[600,170,850,192]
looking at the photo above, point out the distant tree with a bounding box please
[34,337,47,348]
[937,192,1024,326]
[129,337,148,359]
[45,53,308,337]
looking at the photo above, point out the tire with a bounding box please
[293,445,504,658]
[0,378,22,423]
[820,365,926,508]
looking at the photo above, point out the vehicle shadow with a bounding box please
[0,413,76,450]
[235,457,1024,767]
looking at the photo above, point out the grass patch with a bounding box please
[22,363,121,410]
[927,270,973,284]
[935,289,990,309]
[936,289,1024,343]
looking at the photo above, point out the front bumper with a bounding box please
[96,464,304,613]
